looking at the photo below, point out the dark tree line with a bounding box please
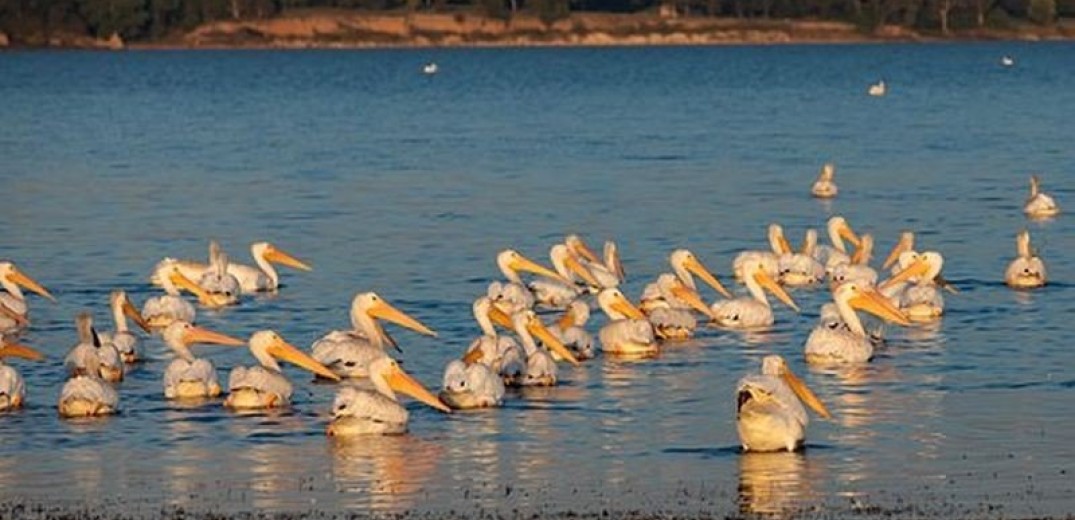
[0,0,1070,44]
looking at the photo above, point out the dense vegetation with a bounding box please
[0,0,1070,45]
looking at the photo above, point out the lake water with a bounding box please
[1,43,1073,518]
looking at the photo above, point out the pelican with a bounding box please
[310,292,437,378]
[811,163,838,199]
[879,251,950,321]
[596,288,658,358]
[152,241,311,294]
[711,260,799,330]
[736,355,832,452]
[161,321,245,399]
[1005,229,1046,289]
[551,300,595,360]
[0,340,45,411]
[779,229,825,288]
[327,356,450,436]
[58,317,118,418]
[96,290,151,363]
[733,224,791,282]
[195,241,241,307]
[440,359,505,410]
[817,216,861,274]
[648,249,732,301]
[64,313,124,382]
[528,244,601,309]
[829,234,877,289]
[565,235,624,289]
[225,330,341,410]
[882,231,915,271]
[142,261,214,329]
[804,283,911,364]
[1024,175,1060,219]
[0,261,55,332]
[868,80,886,97]
[640,274,716,340]
[506,309,579,386]
[422,62,438,75]
[1001,55,1015,67]
[461,296,526,383]
[487,249,566,315]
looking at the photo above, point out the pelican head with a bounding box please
[351,291,437,342]
[826,216,861,252]
[0,262,56,302]
[162,321,244,362]
[564,234,601,264]
[252,242,312,272]
[597,288,646,321]
[248,330,340,381]
[496,249,564,284]
[166,264,224,306]
[657,274,717,319]
[111,290,151,333]
[882,231,915,270]
[670,249,732,298]
[550,244,600,287]
[1006,230,1046,288]
[834,282,911,327]
[811,163,838,198]
[881,251,944,290]
[747,262,799,312]
[757,355,831,419]
[369,356,450,413]
[513,309,579,366]
[558,300,590,330]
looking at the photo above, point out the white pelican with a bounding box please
[195,241,241,306]
[461,296,527,383]
[779,229,826,288]
[143,261,216,329]
[804,283,911,364]
[882,231,915,271]
[152,241,311,294]
[657,249,733,300]
[422,62,438,75]
[711,260,799,330]
[551,300,596,360]
[96,290,151,363]
[439,359,505,410]
[640,274,716,340]
[226,330,341,409]
[161,321,245,399]
[817,216,861,274]
[528,244,601,309]
[327,356,450,436]
[507,309,579,386]
[0,261,55,332]
[868,80,886,97]
[1005,229,1046,289]
[1024,175,1060,219]
[310,292,437,379]
[811,163,838,199]
[565,235,624,289]
[64,313,124,383]
[879,251,950,322]
[733,224,791,282]
[596,288,657,358]
[58,320,119,418]
[736,355,832,452]
[0,340,44,411]
[829,234,877,289]
[487,249,566,315]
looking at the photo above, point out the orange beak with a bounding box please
[783,369,831,419]
[610,292,646,320]
[564,254,601,288]
[511,254,568,284]
[267,337,341,381]
[683,256,732,299]
[183,326,245,346]
[264,245,312,271]
[8,269,56,302]
[879,256,930,292]
[569,236,601,264]
[754,270,799,312]
[671,285,716,319]
[385,366,452,413]
[0,342,45,361]
[368,299,437,337]
[849,288,911,326]
[527,315,579,367]
[122,298,152,333]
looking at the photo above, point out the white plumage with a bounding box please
[737,355,830,452]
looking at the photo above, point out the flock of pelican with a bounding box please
[0,172,1059,453]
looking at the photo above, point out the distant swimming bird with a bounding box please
[564,234,624,289]
[811,163,838,199]
[596,288,658,358]
[152,241,311,294]
[440,359,505,410]
[225,330,341,410]
[327,356,450,436]
[161,321,245,400]
[711,259,799,330]
[1001,55,1015,67]
[422,62,438,75]
[1005,229,1047,289]
[868,80,886,97]
[736,355,831,452]
[64,313,124,383]
[0,340,44,411]
[0,261,55,333]
[1024,175,1060,219]
[804,283,910,364]
[96,290,150,364]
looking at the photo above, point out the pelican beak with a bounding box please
[264,245,312,271]
[169,269,215,306]
[0,303,28,327]
[557,310,576,330]
[8,268,56,302]
[671,285,716,319]
[121,298,152,333]
[610,292,647,320]
[511,254,567,283]
[385,365,452,413]
[488,305,514,329]
[754,270,799,312]
[782,369,831,419]
[527,315,579,366]
[684,256,732,298]
[368,300,437,337]
[569,237,601,264]
[183,326,245,346]
[267,337,341,381]
[462,347,484,365]
[879,256,931,291]
[564,254,601,288]
[0,342,45,361]
[849,288,911,326]
[837,221,861,249]
[882,234,913,270]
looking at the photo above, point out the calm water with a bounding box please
[1,44,1073,518]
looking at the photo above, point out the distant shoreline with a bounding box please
[6,11,1074,50]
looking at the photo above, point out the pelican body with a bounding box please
[161,321,245,399]
[565,235,624,289]
[1024,175,1059,219]
[736,355,831,452]
[640,274,716,340]
[225,330,341,410]
[880,251,949,322]
[804,283,910,364]
[328,356,450,436]
[528,244,601,309]
[143,261,215,329]
[488,249,566,315]
[59,314,119,418]
[811,163,838,199]
[596,289,657,358]
[711,260,799,330]
[733,224,790,282]
[461,297,527,383]
[195,241,241,307]
[1006,229,1047,288]
[64,313,124,382]
[0,341,45,411]
[551,300,596,360]
[152,241,311,294]
[440,360,505,409]
[779,229,826,288]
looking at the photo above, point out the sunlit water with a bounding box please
[1,44,1073,518]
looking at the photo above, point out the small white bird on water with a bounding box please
[1001,55,1015,67]
[868,80,886,97]
[422,62,438,75]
